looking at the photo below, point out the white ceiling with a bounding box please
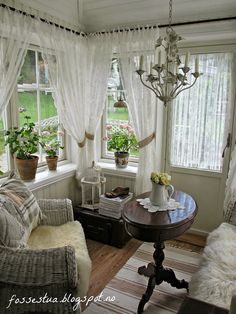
[15,0,236,32]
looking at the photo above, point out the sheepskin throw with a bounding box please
[28,220,92,298]
[189,222,236,309]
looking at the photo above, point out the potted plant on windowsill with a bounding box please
[40,130,64,171]
[103,124,138,168]
[4,108,40,180]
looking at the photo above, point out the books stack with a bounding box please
[99,193,133,219]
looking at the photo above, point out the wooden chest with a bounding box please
[74,206,130,248]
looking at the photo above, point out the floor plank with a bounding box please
[86,238,141,299]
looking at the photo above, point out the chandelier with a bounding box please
[136,0,202,106]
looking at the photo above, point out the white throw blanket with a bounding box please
[28,220,92,298]
[189,223,236,309]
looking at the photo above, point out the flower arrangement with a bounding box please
[40,129,64,158]
[4,108,40,159]
[150,172,171,185]
[103,124,138,152]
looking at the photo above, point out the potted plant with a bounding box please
[103,124,138,168]
[150,172,174,206]
[4,108,40,180]
[40,129,64,170]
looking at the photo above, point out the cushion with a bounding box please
[27,220,92,298]
[0,203,26,248]
[0,173,43,242]
[189,222,236,309]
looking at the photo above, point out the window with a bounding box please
[102,58,138,159]
[0,49,64,175]
[169,52,233,172]
[17,49,64,164]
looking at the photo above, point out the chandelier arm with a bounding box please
[174,77,198,97]
[139,75,160,98]
[150,81,163,97]
[170,81,185,97]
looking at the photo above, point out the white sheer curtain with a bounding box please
[112,28,160,194]
[0,7,32,116]
[84,33,113,167]
[38,24,113,173]
[169,53,233,172]
[224,146,236,225]
[38,25,88,172]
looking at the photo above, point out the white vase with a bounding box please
[150,183,174,206]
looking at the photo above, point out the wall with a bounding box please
[32,176,81,205]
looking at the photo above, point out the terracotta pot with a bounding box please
[114,151,129,169]
[15,156,39,181]
[46,156,58,171]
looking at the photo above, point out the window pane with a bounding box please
[104,59,139,159]
[17,91,38,125]
[18,50,36,85]
[38,52,50,87]
[170,52,233,172]
[107,91,129,123]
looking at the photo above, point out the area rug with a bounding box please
[84,242,201,314]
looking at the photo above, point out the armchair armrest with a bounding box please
[38,198,74,226]
[0,245,77,288]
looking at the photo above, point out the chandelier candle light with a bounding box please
[136,0,203,106]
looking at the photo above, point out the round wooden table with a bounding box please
[122,191,198,314]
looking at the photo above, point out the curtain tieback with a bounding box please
[78,131,95,148]
[138,132,155,149]
[85,131,94,140]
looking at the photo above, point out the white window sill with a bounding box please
[98,160,138,178]
[24,162,77,191]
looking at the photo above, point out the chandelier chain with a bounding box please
[169,0,173,28]
[136,0,202,106]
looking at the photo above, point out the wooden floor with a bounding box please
[86,233,206,299]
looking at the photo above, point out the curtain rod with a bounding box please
[0,3,86,37]
[0,2,235,36]
[159,16,236,28]
[93,16,236,35]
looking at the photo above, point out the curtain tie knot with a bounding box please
[138,132,155,149]
[78,131,95,148]
[85,131,94,140]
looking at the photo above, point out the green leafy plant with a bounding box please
[104,124,138,152]
[150,172,171,185]
[4,108,40,159]
[40,129,64,158]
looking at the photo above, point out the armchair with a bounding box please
[0,198,91,314]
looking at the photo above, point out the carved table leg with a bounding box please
[137,241,188,314]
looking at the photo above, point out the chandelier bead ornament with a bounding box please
[136,0,203,106]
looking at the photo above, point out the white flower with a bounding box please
[18,107,26,113]
[42,131,51,137]
[57,130,64,136]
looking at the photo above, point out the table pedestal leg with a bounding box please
[137,241,188,314]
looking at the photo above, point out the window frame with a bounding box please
[101,59,139,163]
[164,43,236,175]
[0,47,67,176]
[16,48,66,166]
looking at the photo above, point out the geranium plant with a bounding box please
[40,129,64,158]
[4,108,40,159]
[104,124,138,152]
[150,172,171,185]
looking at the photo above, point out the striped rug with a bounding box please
[84,242,202,314]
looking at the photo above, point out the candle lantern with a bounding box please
[81,161,106,210]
